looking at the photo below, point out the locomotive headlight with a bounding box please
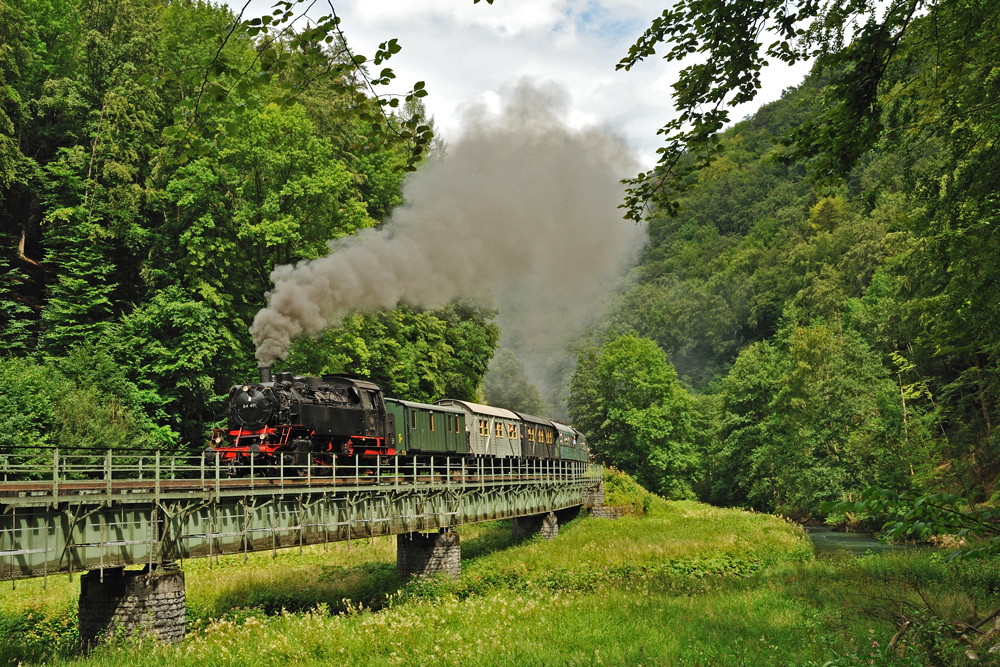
[213,434,222,444]
[259,433,267,440]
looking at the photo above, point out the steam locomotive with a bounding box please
[205,367,588,473]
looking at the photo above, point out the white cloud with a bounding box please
[344,0,569,37]
[317,1,674,165]
[230,1,811,169]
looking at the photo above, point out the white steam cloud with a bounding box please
[251,80,643,367]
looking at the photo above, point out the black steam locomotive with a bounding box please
[206,368,396,471]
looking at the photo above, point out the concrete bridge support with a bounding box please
[512,512,558,541]
[78,566,185,649]
[396,529,461,579]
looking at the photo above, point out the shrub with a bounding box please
[602,466,656,515]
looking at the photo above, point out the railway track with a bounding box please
[0,472,577,499]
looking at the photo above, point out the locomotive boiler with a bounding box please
[205,368,395,472]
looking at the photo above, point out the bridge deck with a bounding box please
[0,451,602,581]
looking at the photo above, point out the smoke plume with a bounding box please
[251,80,643,367]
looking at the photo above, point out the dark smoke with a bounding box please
[251,80,643,368]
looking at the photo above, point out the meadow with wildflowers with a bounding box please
[1,470,998,665]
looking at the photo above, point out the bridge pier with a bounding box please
[79,565,185,649]
[584,477,605,508]
[396,529,461,579]
[512,512,558,540]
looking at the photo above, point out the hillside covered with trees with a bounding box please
[568,0,1000,522]
[0,0,498,465]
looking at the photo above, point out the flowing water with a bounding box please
[805,526,906,555]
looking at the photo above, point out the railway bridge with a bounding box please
[0,450,604,646]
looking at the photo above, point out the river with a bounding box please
[804,526,906,555]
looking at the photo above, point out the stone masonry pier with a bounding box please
[512,513,559,540]
[79,566,185,650]
[397,529,462,578]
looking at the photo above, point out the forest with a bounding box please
[1,0,998,532]
[0,0,499,469]
[568,0,1000,530]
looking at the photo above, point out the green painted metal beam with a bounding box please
[0,453,602,581]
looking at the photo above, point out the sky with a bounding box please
[232,0,814,168]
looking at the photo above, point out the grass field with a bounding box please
[2,470,998,666]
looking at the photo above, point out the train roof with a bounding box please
[435,399,519,420]
[385,397,465,414]
[550,420,577,436]
[512,411,556,428]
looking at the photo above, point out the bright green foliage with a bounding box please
[483,348,545,414]
[807,195,847,233]
[38,200,117,357]
[0,353,175,477]
[617,0,970,221]
[0,357,59,472]
[0,0,31,197]
[758,323,911,518]
[705,340,779,510]
[282,303,499,404]
[149,0,434,176]
[101,286,241,447]
[159,102,372,322]
[0,0,461,451]
[601,466,654,516]
[569,333,699,499]
[0,251,32,353]
[706,317,934,519]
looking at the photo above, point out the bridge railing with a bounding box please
[0,449,602,505]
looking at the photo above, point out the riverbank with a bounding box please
[2,475,998,665]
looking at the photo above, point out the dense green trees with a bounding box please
[617,0,983,222]
[282,303,499,404]
[573,0,1000,521]
[707,321,924,518]
[0,0,499,454]
[569,334,698,499]
[0,349,173,476]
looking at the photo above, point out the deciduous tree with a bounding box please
[569,333,699,498]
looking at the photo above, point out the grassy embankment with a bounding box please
[2,468,999,666]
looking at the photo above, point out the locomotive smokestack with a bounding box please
[259,366,273,383]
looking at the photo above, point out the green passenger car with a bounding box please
[552,421,575,461]
[384,398,468,455]
[552,421,588,462]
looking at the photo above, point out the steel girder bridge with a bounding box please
[0,451,603,582]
